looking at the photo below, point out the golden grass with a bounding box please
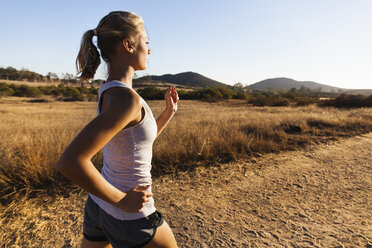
[1,79,60,86]
[0,97,372,247]
[0,98,97,201]
[151,100,372,174]
[0,97,371,202]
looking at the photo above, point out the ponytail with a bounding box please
[75,11,144,82]
[76,29,101,82]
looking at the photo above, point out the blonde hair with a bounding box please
[76,11,144,81]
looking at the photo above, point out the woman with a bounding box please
[56,11,178,248]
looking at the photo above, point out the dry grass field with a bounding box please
[0,96,371,247]
[1,79,66,87]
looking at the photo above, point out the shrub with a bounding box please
[89,87,98,95]
[199,88,223,101]
[62,87,84,101]
[272,98,290,106]
[77,86,89,95]
[0,83,15,97]
[320,94,372,108]
[233,92,250,100]
[249,95,268,106]
[215,87,233,99]
[295,97,318,106]
[249,95,290,107]
[137,86,164,100]
[13,85,43,97]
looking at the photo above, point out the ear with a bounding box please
[122,38,134,54]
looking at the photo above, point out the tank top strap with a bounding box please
[97,81,143,115]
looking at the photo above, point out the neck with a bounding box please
[106,63,135,88]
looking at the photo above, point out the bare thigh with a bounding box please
[144,221,178,248]
[81,237,112,248]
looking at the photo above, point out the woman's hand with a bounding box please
[165,86,179,113]
[117,185,153,213]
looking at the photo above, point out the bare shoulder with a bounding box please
[101,86,142,114]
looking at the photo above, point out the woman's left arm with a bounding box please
[156,86,179,138]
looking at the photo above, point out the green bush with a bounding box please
[215,87,233,99]
[249,95,269,106]
[320,94,372,108]
[295,97,319,106]
[0,83,15,97]
[62,87,84,101]
[137,86,164,100]
[199,88,223,101]
[233,92,251,100]
[13,85,43,97]
[77,86,89,95]
[272,98,290,106]
[249,95,289,107]
[89,87,98,95]
[0,82,100,101]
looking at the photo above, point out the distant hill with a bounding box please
[134,72,228,88]
[248,77,344,92]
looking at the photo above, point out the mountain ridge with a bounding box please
[134,73,372,95]
[248,77,343,92]
[248,77,372,95]
[1,66,370,94]
[134,71,228,88]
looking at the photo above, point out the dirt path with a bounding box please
[1,134,371,247]
[154,133,372,247]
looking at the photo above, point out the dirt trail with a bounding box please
[2,134,371,247]
[154,133,372,247]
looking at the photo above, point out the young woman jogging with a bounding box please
[57,11,179,248]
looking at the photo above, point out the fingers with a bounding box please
[168,85,179,103]
[168,86,177,94]
[133,185,153,198]
[120,185,155,213]
[167,86,173,96]
[134,185,150,190]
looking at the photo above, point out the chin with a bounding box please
[135,65,147,71]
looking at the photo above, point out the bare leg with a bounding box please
[81,237,112,248]
[144,221,178,248]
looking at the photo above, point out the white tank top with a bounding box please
[89,81,158,220]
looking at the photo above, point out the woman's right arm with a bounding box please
[56,88,152,212]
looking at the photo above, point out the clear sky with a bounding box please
[1,0,371,89]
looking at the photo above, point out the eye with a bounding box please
[146,41,149,45]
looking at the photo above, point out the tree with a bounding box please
[46,72,59,81]
[290,87,297,94]
[63,73,75,81]
[233,82,244,92]
[62,73,77,84]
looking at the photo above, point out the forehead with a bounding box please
[138,27,148,40]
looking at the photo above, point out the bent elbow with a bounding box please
[56,157,67,174]
[56,154,72,175]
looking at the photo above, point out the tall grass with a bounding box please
[0,99,97,202]
[151,101,372,174]
[0,97,372,203]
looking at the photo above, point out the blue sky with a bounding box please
[1,0,371,89]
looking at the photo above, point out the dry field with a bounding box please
[1,79,66,87]
[0,97,372,247]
